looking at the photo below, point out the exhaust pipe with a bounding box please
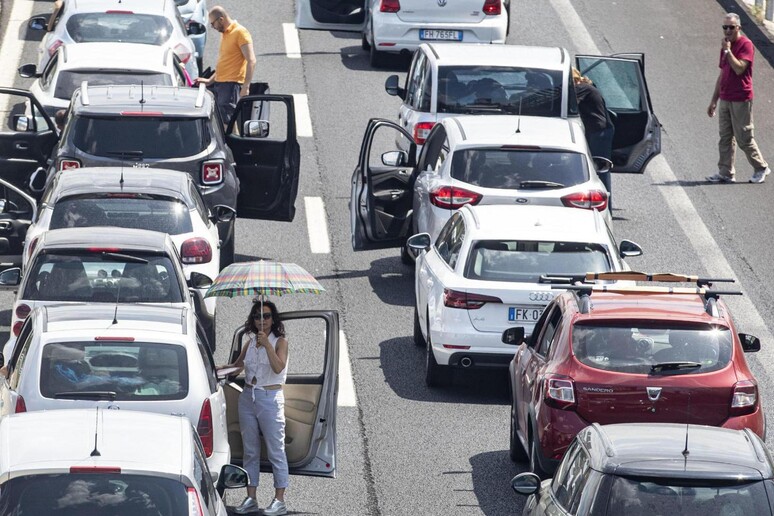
[460,356,473,368]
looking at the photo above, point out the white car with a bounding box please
[173,0,209,73]
[0,304,230,476]
[407,204,642,387]
[28,0,199,79]
[19,42,191,119]
[0,409,249,514]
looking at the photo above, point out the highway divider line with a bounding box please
[282,23,301,58]
[292,93,313,138]
[338,330,357,407]
[304,196,331,253]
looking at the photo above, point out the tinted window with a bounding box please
[66,13,174,45]
[55,72,171,101]
[24,251,184,304]
[607,477,771,515]
[554,444,591,511]
[438,66,562,117]
[0,473,188,515]
[40,341,188,400]
[50,195,193,235]
[72,116,210,159]
[465,240,610,282]
[435,214,465,268]
[537,308,561,356]
[450,149,588,188]
[573,324,733,375]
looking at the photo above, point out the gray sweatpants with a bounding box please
[238,387,289,488]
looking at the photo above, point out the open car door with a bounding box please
[224,310,339,477]
[350,118,417,251]
[295,0,366,31]
[0,88,58,191]
[0,177,36,271]
[226,94,300,222]
[575,53,661,173]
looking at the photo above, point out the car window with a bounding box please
[196,338,218,393]
[66,13,174,45]
[450,149,589,188]
[465,240,610,282]
[0,184,35,217]
[406,52,426,109]
[578,58,642,112]
[435,213,465,268]
[39,341,189,401]
[573,324,733,375]
[417,124,447,173]
[416,60,432,111]
[553,442,591,511]
[55,72,172,101]
[189,183,210,225]
[8,326,34,390]
[50,195,193,235]
[40,56,59,91]
[537,307,562,356]
[192,433,218,514]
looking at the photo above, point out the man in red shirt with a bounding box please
[707,13,769,183]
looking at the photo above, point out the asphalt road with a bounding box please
[4,0,774,514]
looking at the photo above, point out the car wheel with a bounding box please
[529,428,549,479]
[361,30,370,50]
[425,330,449,387]
[509,391,528,462]
[413,306,426,347]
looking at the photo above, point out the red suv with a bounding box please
[505,273,764,477]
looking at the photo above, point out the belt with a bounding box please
[246,384,282,391]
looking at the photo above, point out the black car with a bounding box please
[511,422,774,515]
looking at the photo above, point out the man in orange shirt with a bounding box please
[196,6,256,123]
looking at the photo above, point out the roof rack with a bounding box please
[584,272,735,288]
[80,81,90,106]
[194,83,206,108]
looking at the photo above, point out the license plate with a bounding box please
[419,29,462,41]
[508,306,544,322]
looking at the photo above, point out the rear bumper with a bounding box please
[431,328,516,366]
[448,351,513,368]
[372,15,507,53]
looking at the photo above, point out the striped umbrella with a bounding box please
[204,260,325,299]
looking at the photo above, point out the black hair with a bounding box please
[243,299,285,337]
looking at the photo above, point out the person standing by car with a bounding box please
[219,300,289,516]
[707,12,770,183]
[195,6,256,124]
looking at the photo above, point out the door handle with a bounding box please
[0,222,11,232]
[14,142,29,151]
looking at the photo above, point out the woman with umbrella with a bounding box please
[220,299,289,516]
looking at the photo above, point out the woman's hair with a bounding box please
[244,299,285,337]
[572,67,592,85]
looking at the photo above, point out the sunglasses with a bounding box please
[210,16,222,28]
[253,313,272,320]
[722,25,739,30]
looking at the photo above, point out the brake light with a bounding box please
[94,336,135,341]
[429,186,482,209]
[731,380,757,416]
[544,375,576,410]
[105,10,134,14]
[380,0,400,13]
[173,43,192,64]
[15,396,26,413]
[87,248,121,253]
[443,288,502,309]
[482,0,501,15]
[187,487,204,516]
[561,190,608,211]
[413,121,435,145]
[59,158,81,171]
[15,304,31,320]
[181,238,213,264]
[197,399,213,457]
[201,161,223,185]
[119,111,164,116]
[48,39,63,57]
[70,466,121,473]
[12,321,23,337]
[27,237,39,260]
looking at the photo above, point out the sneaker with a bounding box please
[706,173,735,183]
[750,167,771,183]
[233,497,259,514]
[264,498,287,516]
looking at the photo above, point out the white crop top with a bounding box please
[243,332,287,387]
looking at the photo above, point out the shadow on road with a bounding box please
[316,256,414,307]
[0,309,10,326]
[469,450,527,515]
[339,44,412,72]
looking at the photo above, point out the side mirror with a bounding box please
[18,64,39,79]
[188,271,213,289]
[618,239,643,258]
[593,156,613,175]
[13,115,30,132]
[385,75,405,100]
[511,472,541,496]
[501,327,525,346]
[216,464,249,496]
[243,120,269,138]
[187,22,206,35]
[28,16,48,31]
[0,268,21,288]
[406,233,431,253]
[210,204,236,224]
[739,333,761,353]
[382,150,408,167]
[29,167,48,194]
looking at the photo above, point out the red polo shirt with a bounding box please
[719,35,754,101]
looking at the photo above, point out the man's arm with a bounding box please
[240,41,256,97]
[708,73,722,117]
[726,52,750,76]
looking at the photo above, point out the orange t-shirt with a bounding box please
[216,21,252,84]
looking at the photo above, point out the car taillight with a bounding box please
[482,0,501,15]
[15,304,31,320]
[59,158,81,171]
[380,0,400,13]
[181,238,212,264]
[429,186,482,209]
[15,396,26,413]
[201,161,223,185]
[27,237,39,260]
[174,43,192,64]
[443,288,502,309]
[544,375,576,410]
[70,466,121,473]
[731,380,757,415]
[561,190,608,211]
[197,399,213,457]
[187,487,204,516]
[48,39,63,57]
[413,121,435,145]
[12,321,24,337]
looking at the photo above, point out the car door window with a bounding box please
[40,56,59,92]
[434,212,458,263]
[577,58,643,112]
[416,61,433,112]
[8,327,34,390]
[537,307,562,356]
[196,339,218,393]
[192,433,218,514]
[553,442,592,512]
[406,53,427,109]
[446,215,466,269]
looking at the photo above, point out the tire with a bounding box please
[361,31,370,50]
[509,393,528,462]
[425,331,449,387]
[369,24,385,68]
[529,428,549,479]
[413,307,426,347]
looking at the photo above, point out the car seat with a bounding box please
[40,261,92,301]
[120,262,168,302]
[138,347,181,394]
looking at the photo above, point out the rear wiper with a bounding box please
[441,102,505,114]
[519,180,566,189]
[101,252,149,264]
[650,362,701,373]
[54,391,117,400]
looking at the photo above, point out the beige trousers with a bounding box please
[718,99,768,177]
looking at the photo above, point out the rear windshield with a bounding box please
[24,251,184,304]
[55,72,171,101]
[51,195,193,235]
[438,66,563,117]
[450,149,588,188]
[66,13,174,45]
[72,116,210,159]
[0,473,188,515]
[607,476,771,515]
[573,324,733,375]
[465,241,609,282]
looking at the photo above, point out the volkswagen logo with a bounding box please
[438,0,447,6]
[528,292,553,302]
[646,387,662,402]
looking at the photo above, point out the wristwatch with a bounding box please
[724,49,730,55]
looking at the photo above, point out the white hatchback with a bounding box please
[407,204,642,387]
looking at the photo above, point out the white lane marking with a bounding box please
[304,196,331,254]
[549,0,774,380]
[282,23,301,59]
[293,93,313,137]
[0,0,36,112]
[338,331,357,407]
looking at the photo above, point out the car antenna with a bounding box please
[515,96,522,133]
[682,392,691,464]
[90,407,101,456]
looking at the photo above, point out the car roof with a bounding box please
[0,409,191,478]
[461,205,608,243]
[582,423,773,480]
[72,85,212,117]
[50,167,194,205]
[38,226,173,252]
[424,43,567,70]
[68,0,173,15]
[59,43,172,73]
[568,291,728,324]
[444,115,585,151]
[40,304,189,336]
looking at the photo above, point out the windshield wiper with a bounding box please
[650,362,701,373]
[54,391,117,400]
[519,180,566,189]
[440,102,505,114]
[101,252,149,264]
